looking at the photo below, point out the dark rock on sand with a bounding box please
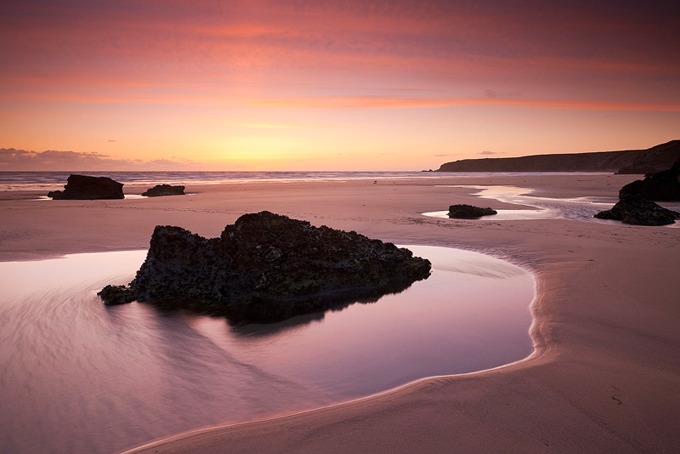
[47,174,124,200]
[142,184,186,197]
[594,195,680,226]
[619,161,680,201]
[448,204,497,219]
[98,211,431,323]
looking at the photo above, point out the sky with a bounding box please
[1,0,679,171]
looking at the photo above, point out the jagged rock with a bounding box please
[619,161,680,201]
[594,195,680,226]
[98,211,432,323]
[98,285,136,305]
[142,184,185,197]
[47,174,124,200]
[448,204,497,219]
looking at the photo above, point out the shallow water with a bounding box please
[0,246,534,453]
[424,185,678,226]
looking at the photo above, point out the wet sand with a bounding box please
[2,173,679,452]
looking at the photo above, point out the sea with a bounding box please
[0,170,447,192]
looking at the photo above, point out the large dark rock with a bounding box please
[594,195,680,226]
[619,161,680,201]
[142,184,185,197]
[47,174,124,200]
[448,204,497,219]
[98,211,432,323]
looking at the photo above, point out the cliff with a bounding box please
[436,140,679,174]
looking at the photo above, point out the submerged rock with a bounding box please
[48,174,124,200]
[142,184,185,197]
[594,195,680,226]
[448,204,497,219]
[98,211,431,323]
[98,285,136,305]
[619,161,680,201]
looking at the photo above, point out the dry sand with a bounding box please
[1,174,679,453]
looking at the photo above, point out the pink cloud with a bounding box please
[249,95,680,113]
[0,148,198,171]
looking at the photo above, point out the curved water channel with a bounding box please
[424,185,615,221]
[0,246,534,453]
[424,185,680,227]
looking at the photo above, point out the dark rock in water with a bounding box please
[98,285,136,305]
[448,204,497,219]
[47,174,124,200]
[619,161,680,201]
[142,184,185,197]
[98,211,432,323]
[594,195,680,226]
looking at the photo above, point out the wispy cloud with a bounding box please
[250,96,680,112]
[0,148,197,171]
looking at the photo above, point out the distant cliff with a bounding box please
[436,140,680,174]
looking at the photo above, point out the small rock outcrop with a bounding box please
[448,204,497,219]
[594,195,680,226]
[142,184,185,197]
[48,174,124,200]
[98,212,432,323]
[619,161,680,201]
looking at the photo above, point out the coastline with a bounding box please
[2,174,679,452]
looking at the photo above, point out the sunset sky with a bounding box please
[1,0,679,171]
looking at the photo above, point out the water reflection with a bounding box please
[0,246,534,453]
[425,185,616,222]
[228,311,326,337]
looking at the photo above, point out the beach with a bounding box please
[2,173,679,453]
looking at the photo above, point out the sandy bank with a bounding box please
[1,173,679,453]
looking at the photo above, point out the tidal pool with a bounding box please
[0,245,534,453]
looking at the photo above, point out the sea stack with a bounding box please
[47,174,124,200]
[99,211,432,323]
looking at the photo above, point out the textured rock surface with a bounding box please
[448,204,497,219]
[594,195,680,226]
[98,211,431,323]
[619,161,680,201]
[142,184,185,197]
[47,174,124,200]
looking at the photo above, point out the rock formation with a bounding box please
[619,161,680,201]
[142,184,185,197]
[98,211,432,323]
[448,204,497,219]
[47,174,124,200]
[594,195,680,226]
